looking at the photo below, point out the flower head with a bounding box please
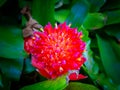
[24,22,86,79]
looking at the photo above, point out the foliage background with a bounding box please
[0,0,120,90]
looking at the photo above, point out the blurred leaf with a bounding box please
[0,57,23,81]
[96,73,118,90]
[79,26,99,79]
[88,0,106,12]
[104,24,120,39]
[0,74,3,87]
[0,74,11,90]
[83,13,106,30]
[66,0,89,27]
[104,10,120,25]
[23,58,35,73]
[55,0,63,9]
[101,0,120,11]
[20,75,68,90]
[64,82,99,90]
[79,26,89,41]
[18,0,32,8]
[32,0,55,26]
[55,9,70,23]
[0,26,26,59]
[96,34,120,84]
[63,0,69,4]
[83,40,99,79]
[0,0,7,7]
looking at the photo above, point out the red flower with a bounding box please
[24,22,86,80]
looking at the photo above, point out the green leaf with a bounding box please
[79,26,99,79]
[66,0,89,27]
[83,40,99,79]
[88,0,106,12]
[96,34,120,84]
[0,0,7,7]
[83,13,106,30]
[32,0,55,26]
[20,75,68,90]
[79,26,89,41]
[0,26,26,59]
[0,57,23,81]
[55,9,70,23]
[96,73,118,90]
[104,10,120,25]
[64,82,99,90]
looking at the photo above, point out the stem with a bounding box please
[21,6,43,38]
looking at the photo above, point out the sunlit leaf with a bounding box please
[20,75,68,90]
[64,82,99,90]
[83,13,106,30]
[55,9,70,23]
[79,26,89,42]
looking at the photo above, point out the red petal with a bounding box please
[69,73,87,80]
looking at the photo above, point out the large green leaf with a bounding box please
[0,26,24,81]
[32,0,55,26]
[104,10,120,25]
[0,26,26,59]
[20,75,68,90]
[96,34,120,84]
[83,13,105,30]
[66,0,89,27]
[0,57,23,81]
[64,82,99,90]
